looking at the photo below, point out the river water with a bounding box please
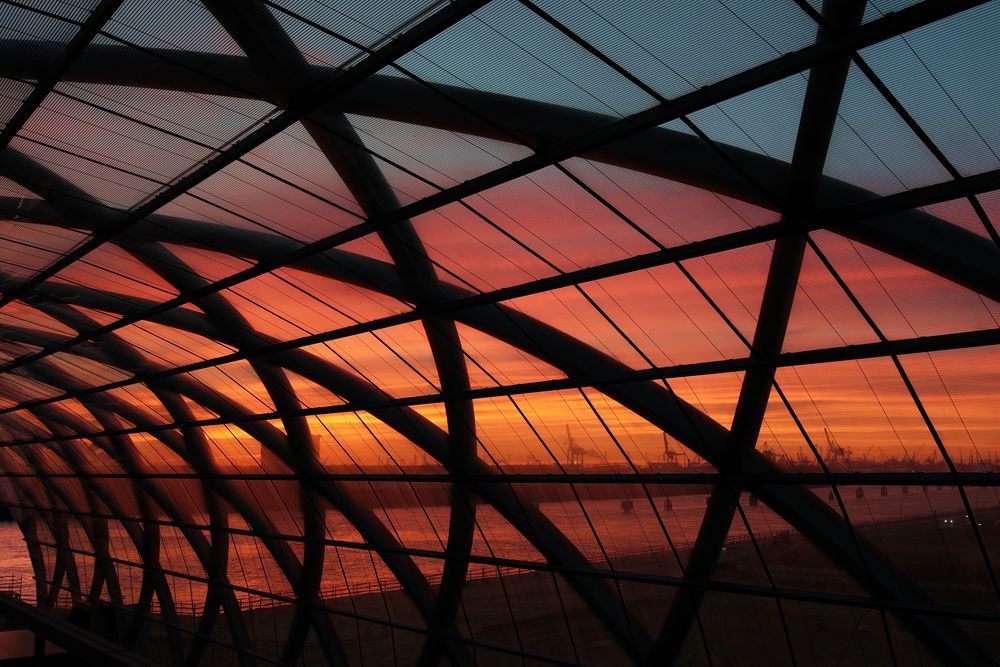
[1,484,995,612]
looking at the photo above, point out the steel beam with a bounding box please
[1,2,993,302]
[0,0,995,662]
[1,293,989,663]
[17,300,255,666]
[2,148,999,403]
[0,0,489,312]
[4,149,472,664]
[0,319,656,664]
[0,0,124,153]
[134,243,348,667]
[199,4,477,663]
[0,590,150,667]
[650,2,869,662]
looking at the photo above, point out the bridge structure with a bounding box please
[0,0,998,664]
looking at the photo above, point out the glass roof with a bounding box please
[0,0,998,665]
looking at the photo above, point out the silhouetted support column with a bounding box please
[0,133,990,662]
[5,131,453,665]
[59,281,995,663]
[132,243,346,667]
[29,301,255,667]
[76,473,124,609]
[17,373,355,666]
[5,151,432,664]
[0,590,151,667]
[0,412,135,630]
[20,514,49,606]
[29,380,328,664]
[0,319,462,661]
[2,301,655,663]
[134,238,481,666]
[7,419,137,623]
[7,456,83,614]
[27,312,298,664]
[12,371,263,666]
[0,462,47,602]
[100,415,173,655]
[305,111,479,667]
[0,419,125,626]
[0,408,132,628]
[199,4,479,663]
[155,393,252,667]
[16,444,114,609]
[0,420,102,604]
[2,279,988,662]
[18,382,185,666]
[0,467,60,608]
[646,2,874,664]
[0,403,165,647]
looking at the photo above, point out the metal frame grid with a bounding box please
[0,0,998,664]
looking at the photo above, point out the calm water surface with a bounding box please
[0,486,995,611]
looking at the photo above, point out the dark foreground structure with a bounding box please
[0,0,999,664]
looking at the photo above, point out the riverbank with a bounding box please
[184,503,1000,666]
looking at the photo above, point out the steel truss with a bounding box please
[0,0,998,665]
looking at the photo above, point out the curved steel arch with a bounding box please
[5,300,257,667]
[144,3,478,660]
[0,267,991,663]
[0,1,998,665]
[2,153,995,663]
[9,407,190,654]
[0,395,186,664]
[4,430,123,612]
[0,295,656,663]
[0,347,354,659]
[32,160,475,663]
[1,197,994,665]
[2,149,656,660]
[5,368,246,651]
[0,32,997,296]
